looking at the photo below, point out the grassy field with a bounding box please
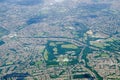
[44,49,48,60]
[90,41,110,48]
[35,61,42,66]
[100,53,109,58]
[49,42,56,46]
[61,44,78,49]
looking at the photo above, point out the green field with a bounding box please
[35,61,43,66]
[100,53,109,58]
[61,44,78,49]
[43,41,81,66]
[44,49,49,60]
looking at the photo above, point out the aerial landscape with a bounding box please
[0,0,120,80]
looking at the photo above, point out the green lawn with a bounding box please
[61,44,78,49]
[100,53,109,58]
[35,61,42,66]
[44,49,48,60]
